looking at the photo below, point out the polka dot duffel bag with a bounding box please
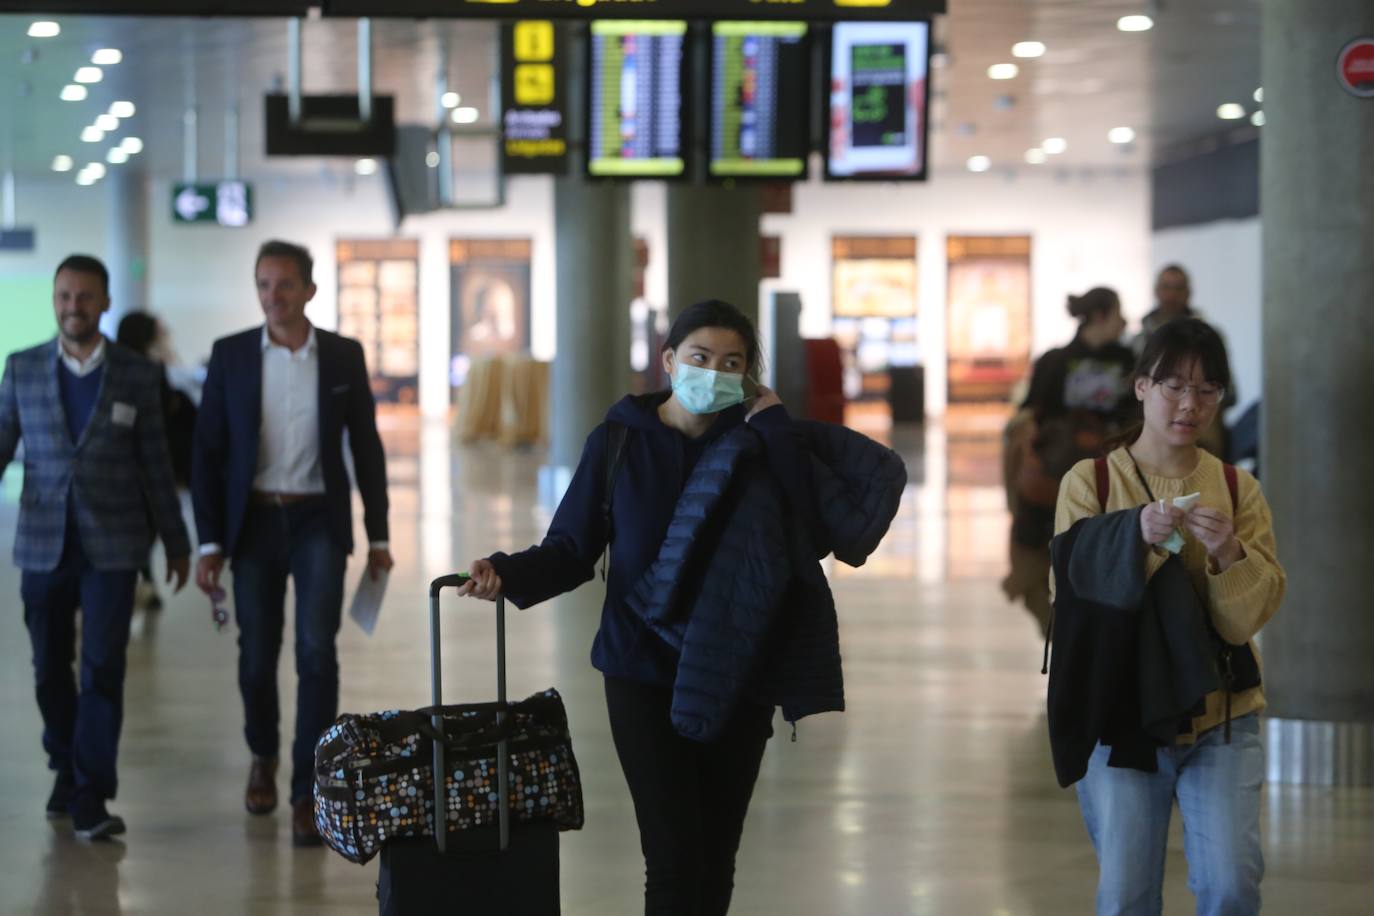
[313,688,584,865]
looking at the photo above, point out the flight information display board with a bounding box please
[587,20,688,178]
[826,21,931,180]
[709,21,809,179]
[322,1,946,21]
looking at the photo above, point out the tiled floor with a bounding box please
[0,417,1370,914]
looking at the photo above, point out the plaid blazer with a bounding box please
[0,338,192,572]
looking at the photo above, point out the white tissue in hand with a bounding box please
[1160,492,1201,554]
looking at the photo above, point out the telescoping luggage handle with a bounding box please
[428,573,509,855]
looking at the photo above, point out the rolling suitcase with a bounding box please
[375,574,571,915]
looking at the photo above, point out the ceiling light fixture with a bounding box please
[1025,148,1047,165]
[92,49,123,65]
[1043,137,1068,154]
[425,151,440,168]
[95,114,119,132]
[107,147,129,164]
[355,158,378,176]
[441,91,460,109]
[967,155,992,173]
[1108,127,1136,144]
[109,101,136,118]
[1253,87,1264,104]
[988,63,1019,80]
[76,173,97,186]
[121,137,144,154]
[60,84,88,102]
[1012,42,1046,59]
[1250,111,1266,127]
[74,67,103,84]
[930,52,949,69]
[1217,103,1246,120]
[28,22,61,38]
[452,106,480,124]
[1117,15,1154,32]
[81,126,105,143]
[52,155,74,172]
[84,163,107,180]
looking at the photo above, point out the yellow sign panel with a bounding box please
[513,20,554,62]
[514,64,556,105]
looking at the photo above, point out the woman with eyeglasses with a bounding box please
[1052,318,1286,915]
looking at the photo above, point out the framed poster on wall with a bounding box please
[336,238,420,406]
[831,235,919,393]
[449,238,532,399]
[945,235,1031,404]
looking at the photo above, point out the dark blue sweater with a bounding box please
[489,392,805,686]
[58,360,104,444]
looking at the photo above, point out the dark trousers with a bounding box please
[604,677,774,916]
[21,534,138,804]
[231,499,347,803]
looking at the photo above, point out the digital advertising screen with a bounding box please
[826,21,930,180]
[709,21,810,179]
[587,20,688,178]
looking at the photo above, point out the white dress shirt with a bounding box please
[254,325,326,495]
[58,336,107,377]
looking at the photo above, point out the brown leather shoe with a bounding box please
[291,798,322,847]
[245,756,278,815]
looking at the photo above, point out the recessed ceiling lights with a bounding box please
[1043,137,1068,155]
[109,101,136,118]
[121,137,144,154]
[452,106,480,124]
[107,147,129,164]
[83,163,107,180]
[52,155,74,172]
[76,173,97,186]
[81,126,105,143]
[1025,148,1047,165]
[1012,42,1046,59]
[355,158,378,176]
[74,67,103,84]
[92,49,123,65]
[441,91,460,109]
[1251,111,1266,127]
[1253,87,1263,104]
[95,114,120,132]
[930,52,949,69]
[988,63,1020,80]
[425,151,440,168]
[28,22,61,39]
[1217,103,1246,120]
[1117,15,1154,32]
[1108,127,1136,144]
[967,155,992,173]
[60,84,88,102]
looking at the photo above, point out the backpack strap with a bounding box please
[599,422,628,581]
[1094,456,1110,511]
[1223,463,1239,515]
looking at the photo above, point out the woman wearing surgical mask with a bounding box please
[460,299,905,915]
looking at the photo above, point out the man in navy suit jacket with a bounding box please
[191,240,392,846]
[0,255,191,841]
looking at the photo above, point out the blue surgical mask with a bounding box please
[671,363,746,415]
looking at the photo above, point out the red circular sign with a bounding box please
[1338,38,1374,98]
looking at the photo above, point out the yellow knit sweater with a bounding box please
[1053,447,1286,742]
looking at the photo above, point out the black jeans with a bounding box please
[604,677,774,916]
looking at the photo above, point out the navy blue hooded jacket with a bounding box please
[489,391,906,737]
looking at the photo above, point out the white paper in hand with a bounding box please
[1159,492,1202,554]
[348,567,389,636]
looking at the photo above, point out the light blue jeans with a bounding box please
[1076,714,1264,916]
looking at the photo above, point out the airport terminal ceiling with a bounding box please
[0,0,1260,179]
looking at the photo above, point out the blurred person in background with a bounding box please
[1003,287,1137,636]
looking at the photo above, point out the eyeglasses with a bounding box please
[1154,379,1225,405]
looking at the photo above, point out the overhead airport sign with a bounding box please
[1337,38,1374,99]
[0,1,313,14]
[0,228,36,252]
[172,181,253,227]
[323,0,946,20]
[501,20,569,175]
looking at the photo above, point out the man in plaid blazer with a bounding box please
[0,255,191,841]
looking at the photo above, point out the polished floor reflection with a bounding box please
[1,416,1370,915]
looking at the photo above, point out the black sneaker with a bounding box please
[46,774,74,820]
[71,795,127,841]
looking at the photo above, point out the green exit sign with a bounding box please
[172,181,253,227]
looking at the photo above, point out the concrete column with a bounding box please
[1260,0,1374,785]
[665,184,762,324]
[104,169,149,325]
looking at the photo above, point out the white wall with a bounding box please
[1151,217,1262,416]
[763,165,1153,416]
